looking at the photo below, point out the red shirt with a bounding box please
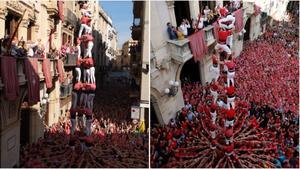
[226,108,236,119]
[218,30,232,42]
[81,16,91,25]
[225,128,233,138]
[224,143,234,153]
[226,86,235,95]
[85,34,94,41]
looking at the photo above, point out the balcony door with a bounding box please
[5,13,20,38]
[174,1,191,27]
[180,58,201,83]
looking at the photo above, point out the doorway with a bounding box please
[174,1,191,27]
[5,13,21,38]
[244,18,251,41]
[20,107,31,147]
[180,58,201,83]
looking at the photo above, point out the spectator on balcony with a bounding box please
[232,0,242,10]
[180,19,191,37]
[203,6,211,19]
[17,40,27,57]
[10,37,19,57]
[176,27,185,40]
[198,18,205,30]
[27,40,38,57]
[166,22,177,40]
[0,36,10,55]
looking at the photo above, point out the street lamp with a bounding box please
[164,80,179,97]
[39,93,49,119]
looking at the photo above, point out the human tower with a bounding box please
[166,7,278,168]
[70,1,96,138]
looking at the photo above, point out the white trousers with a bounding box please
[210,131,216,139]
[210,89,219,103]
[225,119,234,127]
[90,67,95,84]
[78,116,84,129]
[210,66,220,84]
[87,93,95,110]
[80,93,88,108]
[71,92,78,109]
[75,67,81,82]
[227,96,235,109]
[85,119,93,136]
[227,35,233,48]
[71,119,76,135]
[225,137,233,145]
[215,43,232,55]
[210,111,217,123]
[85,41,94,58]
[79,24,92,37]
[84,69,91,83]
[227,71,235,86]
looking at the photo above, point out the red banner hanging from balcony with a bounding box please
[57,0,64,22]
[25,58,40,105]
[234,9,243,33]
[0,56,19,101]
[42,58,53,89]
[56,59,64,83]
[188,30,208,62]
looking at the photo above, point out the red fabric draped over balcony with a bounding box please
[0,56,19,100]
[234,9,243,33]
[213,21,219,41]
[188,30,208,62]
[25,58,40,105]
[42,58,53,89]
[56,59,64,83]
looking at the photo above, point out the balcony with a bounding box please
[60,83,72,99]
[131,24,142,40]
[63,53,77,67]
[46,0,58,17]
[167,39,193,63]
[63,8,77,26]
[203,25,216,46]
[0,57,58,90]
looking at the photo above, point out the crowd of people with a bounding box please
[0,35,77,63]
[20,78,148,168]
[152,9,299,169]
[235,18,299,114]
[151,81,298,168]
[167,1,242,40]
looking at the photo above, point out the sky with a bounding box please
[99,1,133,49]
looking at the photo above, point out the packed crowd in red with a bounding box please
[235,23,299,114]
[20,80,148,168]
[151,21,299,168]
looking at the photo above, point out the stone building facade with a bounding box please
[131,1,150,127]
[150,0,289,125]
[0,0,116,167]
[121,39,138,69]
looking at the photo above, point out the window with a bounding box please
[5,13,20,38]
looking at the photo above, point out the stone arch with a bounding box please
[179,58,201,83]
[243,17,251,41]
